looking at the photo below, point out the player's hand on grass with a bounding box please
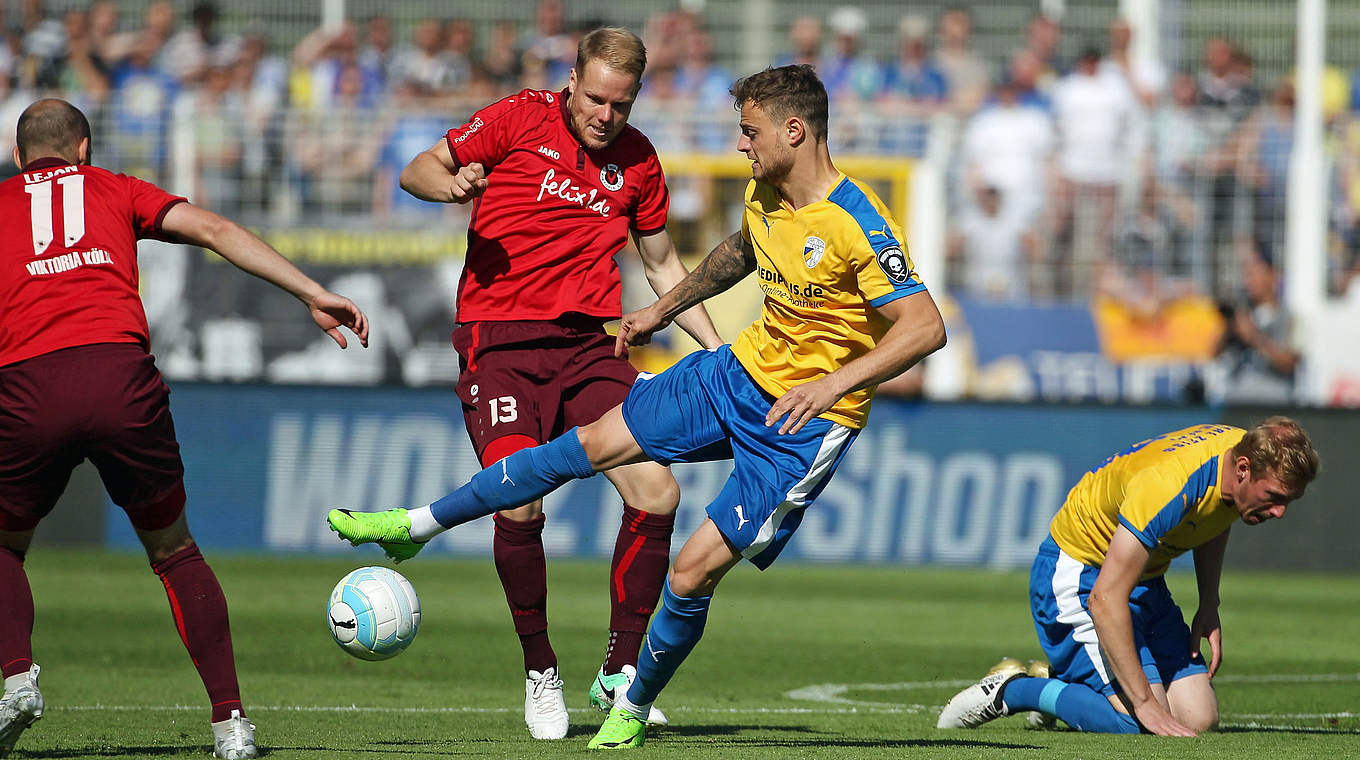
[1189,606,1223,677]
[308,291,370,348]
[1132,699,1198,737]
[766,378,843,435]
[615,304,670,357]
[450,162,488,203]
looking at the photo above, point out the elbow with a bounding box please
[927,318,947,356]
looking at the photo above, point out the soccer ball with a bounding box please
[327,566,421,661]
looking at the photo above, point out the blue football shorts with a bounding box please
[1029,536,1208,697]
[621,346,858,569]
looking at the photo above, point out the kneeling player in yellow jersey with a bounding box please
[938,418,1319,736]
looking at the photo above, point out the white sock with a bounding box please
[616,692,650,720]
[406,505,444,542]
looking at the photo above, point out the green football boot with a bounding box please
[589,665,668,726]
[587,706,646,750]
[327,508,426,562]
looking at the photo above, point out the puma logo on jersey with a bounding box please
[869,223,891,239]
[500,459,515,486]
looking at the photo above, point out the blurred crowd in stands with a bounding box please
[2,0,1357,399]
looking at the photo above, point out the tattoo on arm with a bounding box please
[660,232,755,317]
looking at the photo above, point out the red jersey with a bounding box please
[0,159,185,367]
[446,88,670,322]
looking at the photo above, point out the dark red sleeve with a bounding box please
[631,143,670,235]
[446,89,546,169]
[123,174,187,239]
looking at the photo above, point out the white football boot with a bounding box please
[0,663,43,758]
[211,709,259,759]
[524,667,569,740]
[937,663,1028,729]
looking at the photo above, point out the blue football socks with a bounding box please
[1002,677,1141,734]
[428,428,596,528]
[624,579,712,711]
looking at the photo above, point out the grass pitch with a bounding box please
[13,549,1360,758]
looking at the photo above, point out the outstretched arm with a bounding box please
[160,203,369,348]
[764,290,946,434]
[1090,527,1198,737]
[632,228,724,350]
[615,230,755,355]
[399,138,488,204]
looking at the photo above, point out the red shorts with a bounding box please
[0,343,186,531]
[453,317,639,465]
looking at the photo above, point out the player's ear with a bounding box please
[567,66,578,94]
[786,116,806,148]
[11,145,20,171]
[77,137,90,165]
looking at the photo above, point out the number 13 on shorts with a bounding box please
[490,395,517,426]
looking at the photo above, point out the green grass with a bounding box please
[11,550,1360,758]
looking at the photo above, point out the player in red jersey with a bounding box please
[392,27,722,739]
[0,99,369,759]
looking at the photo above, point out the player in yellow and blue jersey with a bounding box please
[326,64,947,749]
[938,417,1319,737]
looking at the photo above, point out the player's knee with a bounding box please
[1171,695,1219,733]
[666,562,716,598]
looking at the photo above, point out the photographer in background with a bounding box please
[1216,245,1300,404]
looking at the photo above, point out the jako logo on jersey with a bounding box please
[537,145,560,160]
[877,246,911,284]
[453,117,484,144]
[803,236,826,268]
[537,168,612,216]
[600,163,624,192]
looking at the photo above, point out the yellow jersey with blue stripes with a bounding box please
[729,174,927,429]
[1049,424,1246,579]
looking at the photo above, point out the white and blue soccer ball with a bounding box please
[327,566,421,661]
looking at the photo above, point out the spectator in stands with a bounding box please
[1023,12,1065,93]
[1004,48,1051,110]
[1101,17,1166,108]
[291,61,380,217]
[1198,38,1261,296]
[1104,179,1199,312]
[1048,45,1139,298]
[878,15,948,156]
[949,184,1036,302]
[1217,247,1300,404]
[190,57,245,215]
[820,6,881,103]
[1238,78,1295,254]
[673,24,730,110]
[390,18,456,98]
[161,1,232,87]
[520,0,574,87]
[958,75,1054,229]
[442,18,478,94]
[776,15,822,68]
[107,32,178,181]
[56,9,110,109]
[370,84,454,220]
[1151,72,1208,193]
[17,0,65,91]
[481,20,522,91]
[934,5,990,115]
[233,28,287,219]
[88,1,134,73]
[358,15,393,92]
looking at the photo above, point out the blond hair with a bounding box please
[1233,416,1319,493]
[575,27,646,81]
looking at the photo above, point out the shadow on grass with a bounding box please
[17,747,198,758]
[1218,725,1360,736]
[652,724,1043,750]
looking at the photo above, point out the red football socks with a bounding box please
[604,505,674,675]
[0,547,34,679]
[493,513,557,673]
[150,544,243,723]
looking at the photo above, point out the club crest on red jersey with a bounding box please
[600,163,624,192]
